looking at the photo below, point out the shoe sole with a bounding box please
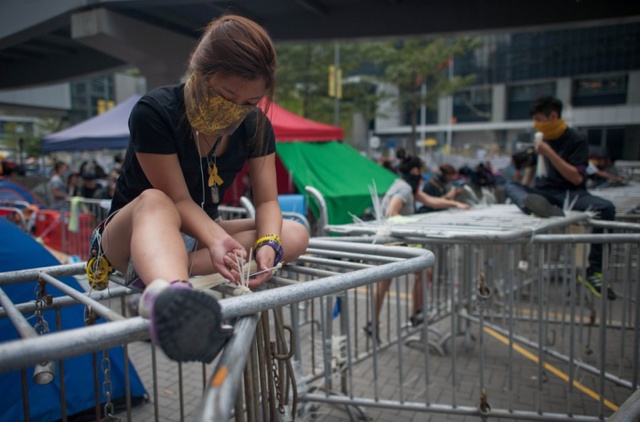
[523,194,564,218]
[152,289,233,362]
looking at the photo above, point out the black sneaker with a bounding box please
[523,194,564,218]
[142,280,234,362]
[362,321,381,343]
[409,311,423,327]
[578,272,617,300]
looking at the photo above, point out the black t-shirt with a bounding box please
[419,177,446,213]
[535,127,588,191]
[110,84,276,219]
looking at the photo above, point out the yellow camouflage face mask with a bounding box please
[185,75,256,137]
[533,119,567,141]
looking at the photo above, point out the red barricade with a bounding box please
[33,210,95,260]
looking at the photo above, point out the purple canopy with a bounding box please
[41,94,141,152]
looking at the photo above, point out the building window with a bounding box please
[453,87,492,123]
[506,82,556,120]
[572,74,628,107]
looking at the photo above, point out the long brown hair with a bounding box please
[184,15,277,149]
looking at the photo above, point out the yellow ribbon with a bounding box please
[208,162,224,187]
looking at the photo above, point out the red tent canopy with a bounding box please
[224,102,343,204]
[263,102,343,142]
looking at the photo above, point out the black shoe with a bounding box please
[578,272,617,300]
[362,321,381,343]
[148,284,234,362]
[523,194,564,218]
[409,311,423,327]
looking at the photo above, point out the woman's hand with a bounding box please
[209,235,246,282]
[247,245,277,289]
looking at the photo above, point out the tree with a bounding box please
[274,36,481,150]
[276,42,391,140]
[375,37,481,155]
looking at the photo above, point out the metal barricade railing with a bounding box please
[15,198,306,263]
[313,204,640,421]
[24,199,279,262]
[237,195,312,234]
[0,239,433,421]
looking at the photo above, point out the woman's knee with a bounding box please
[135,189,174,211]
[282,219,309,260]
[134,189,180,221]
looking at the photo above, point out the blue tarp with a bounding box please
[41,94,141,152]
[0,218,147,421]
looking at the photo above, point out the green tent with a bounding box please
[276,141,397,225]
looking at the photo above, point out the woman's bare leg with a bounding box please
[373,279,392,325]
[101,189,189,285]
[100,189,232,363]
[412,271,423,316]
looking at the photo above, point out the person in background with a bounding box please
[391,147,407,174]
[89,14,309,363]
[505,96,616,300]
[586,156,624,188]
[48,161,69,210]
[417,163,464,213]
[78,160,107,198]
[363,155,469,341]
[66,171,82,197]
[80,172,100,198]
[96,169,120,200]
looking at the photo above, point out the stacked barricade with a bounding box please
[1,206,639,421]
[312,203,640,421]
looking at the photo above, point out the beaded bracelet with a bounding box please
[254,239,284,266]
[254,234,281,249]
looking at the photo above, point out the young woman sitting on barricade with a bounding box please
[87,14,309,363]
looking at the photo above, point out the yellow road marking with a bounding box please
[483,326,619,411]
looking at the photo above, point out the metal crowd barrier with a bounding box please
[18,198,301,263]
[3,196,639,421]
[0,239,433,421]
[591,182,640,222]
[1,196,307,264]
[312,203,640,421]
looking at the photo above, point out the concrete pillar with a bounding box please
[351,111,367,151]
[71,8,195,89]
[623,126,640,160]
[627,71,640,104]
[556,78,572,107]
[437,96,449,125]
[492,84,506,122]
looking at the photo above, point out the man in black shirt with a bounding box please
[418,163,464,213]
[505,96,616,300]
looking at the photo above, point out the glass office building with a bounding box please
[69,75,116,125]
[375,21,640,161]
